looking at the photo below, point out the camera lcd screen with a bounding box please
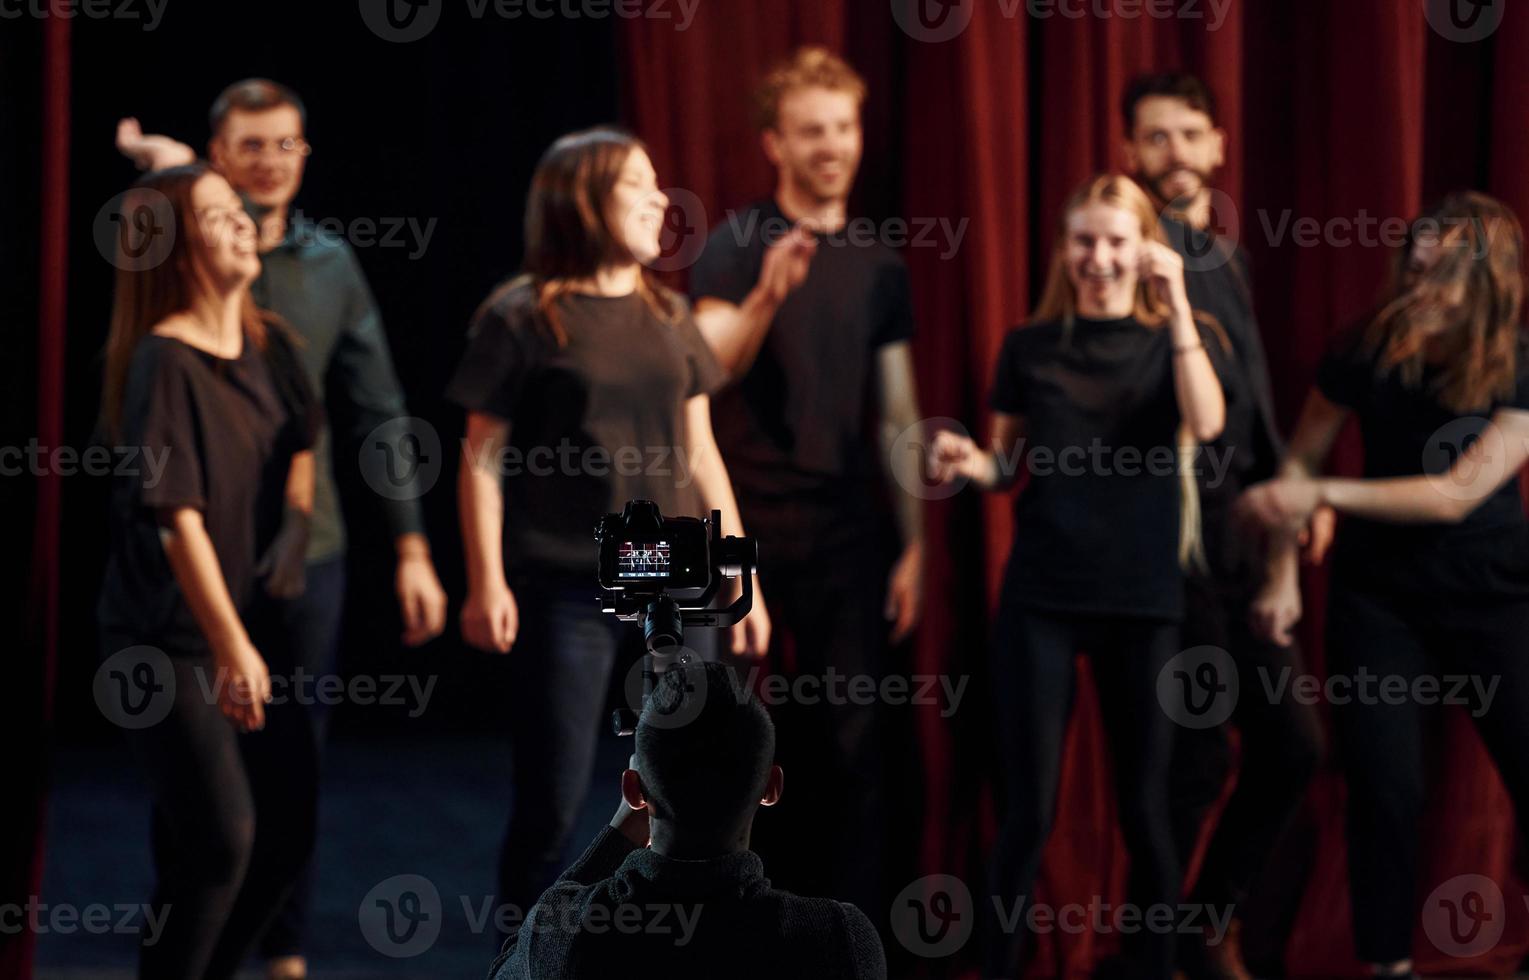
[617,540,670,579]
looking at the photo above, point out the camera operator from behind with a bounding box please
[488,660,887,979]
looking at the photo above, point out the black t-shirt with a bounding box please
[688,199,916,501]
[446,282,726,574]
[1161,217,1283,580]
[1318,327,1529,596]
[97,331,320,656]
[991,316,1225,621]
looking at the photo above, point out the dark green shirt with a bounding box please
[248,212,425,562]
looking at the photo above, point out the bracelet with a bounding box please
[1173,341,1206,356]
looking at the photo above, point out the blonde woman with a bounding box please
[932,175,1226,980]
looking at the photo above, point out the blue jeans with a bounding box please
[495,569,715,934]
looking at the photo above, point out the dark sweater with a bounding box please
[488,827,886,979]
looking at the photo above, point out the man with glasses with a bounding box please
[116,78,447,980]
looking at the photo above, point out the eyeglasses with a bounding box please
[228,136,312,161]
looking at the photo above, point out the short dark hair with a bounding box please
[1121,72,1218,134]
[636,662,775,834]
[209,78,307,135]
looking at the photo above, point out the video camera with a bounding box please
[596,500,758,735]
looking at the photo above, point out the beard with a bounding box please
[1141,164,1212,210]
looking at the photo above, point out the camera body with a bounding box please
[596,500,758,735]
[596,502,713,597]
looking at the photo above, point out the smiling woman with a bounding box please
[448,126,770,950]
[96,163,324,978]
[931,173,1227,980]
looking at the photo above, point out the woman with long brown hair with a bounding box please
[449,128,771,932]
[97,163,321,978]
[931,174,1226,980]
[1241,192,1529,980]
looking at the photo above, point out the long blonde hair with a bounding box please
[1032,174,1223,570]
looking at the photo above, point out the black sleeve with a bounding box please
[1315,331,1369,409]
[689,226,757,306]
[138,350,207,516]
[263,322,324,451]
[446,291,541,421]
[989,329,1028,415]
[486,828,637,980]
[839,902,889,980]
[327,246,424,536]
[871,259,916,347]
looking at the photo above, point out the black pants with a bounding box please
[109,625,318,980]
[984,605,1181,980]
[258,554,347,961]
[495,571,718,937]
[740,493,893,919]
[1169,572,1323,913]
[1327,581,1529,964]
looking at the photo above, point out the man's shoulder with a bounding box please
[281,214,365,271]
[702,199,783,253]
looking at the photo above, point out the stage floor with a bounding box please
[37,731,626,978]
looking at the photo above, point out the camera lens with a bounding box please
[643,594,685,655]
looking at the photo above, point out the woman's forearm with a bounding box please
[1318,476,1465,524]
[1169,310,1226,442]
[159,508,249,656]
[459,442,508,592]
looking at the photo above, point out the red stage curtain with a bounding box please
[621,2,1529,975]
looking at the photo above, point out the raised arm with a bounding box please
[1326,409,1529,521]
[692,226,816,379]
[1141,241,1225,442]
[115,118,197,171]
